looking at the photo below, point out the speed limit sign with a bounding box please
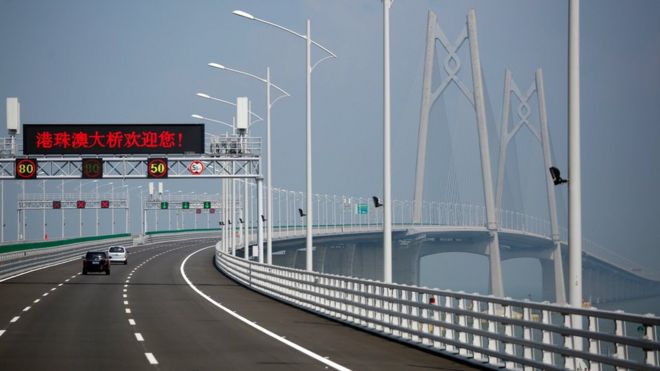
[188,160,205,175]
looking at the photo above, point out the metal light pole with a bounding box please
[206,64,289,265]
[78,180,82,237]
[383,0,392,283]
[0,180,3,243]
[233,10,336,272]
[95,181,99,235]
[568,0,582,307]
[42,179,46,240]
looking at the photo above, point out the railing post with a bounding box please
[542,308,554,366]
[645,323,658,367]
[588,315,601,371]
[458,297,468,356]
[564,313,576,369]
[614,313,628,362]
[504,304,516,369]
[523,306,533,370]
[471,299,486,362]
[488,302,501,367]
[444,296,457,353]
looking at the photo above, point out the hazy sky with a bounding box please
[1,0,659,275]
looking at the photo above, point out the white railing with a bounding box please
[216,247,660,370]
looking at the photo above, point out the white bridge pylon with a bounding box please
[496,69,566,304]
[413,9,504,297]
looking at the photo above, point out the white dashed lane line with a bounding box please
[22,306,30,312]
[135,333,144,342]
[10,316,19,323]
[145,353,159,365]
[0,330,5,337]
[128,319,136,326]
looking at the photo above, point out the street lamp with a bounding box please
[233,9,336,272]
[207,62,290,266]
[191,114,234,131]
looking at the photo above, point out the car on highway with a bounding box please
[107,245,128,265]
[82,251,111,275]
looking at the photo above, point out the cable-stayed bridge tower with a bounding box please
[413,9,503,296]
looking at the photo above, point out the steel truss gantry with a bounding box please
[0,155,260,179]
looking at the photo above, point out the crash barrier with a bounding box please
[216,246,660,370]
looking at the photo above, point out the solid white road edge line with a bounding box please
[180,246,351,371]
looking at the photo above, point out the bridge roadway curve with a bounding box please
[0,237,481,371]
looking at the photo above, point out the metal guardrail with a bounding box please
[216,247,660,370]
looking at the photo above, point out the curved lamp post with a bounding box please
[208,62,289,265]
[233,9,336,272]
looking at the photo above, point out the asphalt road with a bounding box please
[0,237,480,370]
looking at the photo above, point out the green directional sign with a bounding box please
[160,201,169,209]
[182,201,190,209]
[203,201,211,209]
[357,203,368,215]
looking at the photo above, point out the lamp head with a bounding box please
[191,114,204,120]
[232,10,255,20]
[208,62,226,70]
[196,93,210,99]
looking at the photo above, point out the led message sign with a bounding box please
[100,200,110,209]
[22,124,204,155]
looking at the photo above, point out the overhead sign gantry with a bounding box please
[0,123,261,179]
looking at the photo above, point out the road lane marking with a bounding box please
[180,246,351,371]
[124,301,129,305]
[0,256,82,282]
[0,330,4,337]
[23,306,31,312]
[123,294,127,298]
[10,316,19,323]
[123,289,127,292]
[33,299,40,304]
[50,288,56,292]
[125,308,131,314]
[65,279,70,282]
[135,333,144,342]
[145,353,158,365]
[128,319,136,326]
[42,293,49,297]
[57,283,63,287]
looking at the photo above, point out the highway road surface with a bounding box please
[0,237,480,370]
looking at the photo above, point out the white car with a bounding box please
[108,246,128,265]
